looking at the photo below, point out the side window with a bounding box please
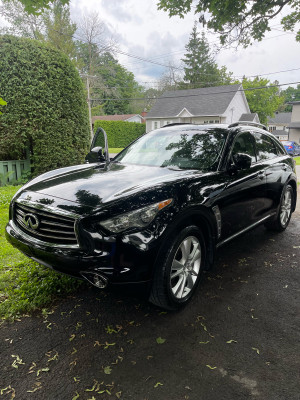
[231,132,256,163]
[254,133,278,161]
[274,140,286,155]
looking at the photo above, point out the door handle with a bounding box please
[257,170,265,180]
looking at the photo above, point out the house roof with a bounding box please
[92,114,142,123]
[239,113,258,122]
[146,84,242,118]
[268,112,292,124]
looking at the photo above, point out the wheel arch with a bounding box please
[157,206,218,271]
[287,178,297,212]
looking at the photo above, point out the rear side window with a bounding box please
[232,132,256,163]
[274,140,287,155]
[254,133,278,161]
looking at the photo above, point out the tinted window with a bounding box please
[254,133,278,161]
[274,140,287,155]
[114,127,228,171]
[231,132,256,163]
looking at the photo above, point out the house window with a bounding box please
[215,120,219,123]
[204,120,209,124]
[154,121,158,129]
[209,120,214,123]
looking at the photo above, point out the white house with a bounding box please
[145,84,256,132]
[267,112,291,140]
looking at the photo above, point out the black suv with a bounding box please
[6,123,297,310]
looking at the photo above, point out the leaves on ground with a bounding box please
[104,366,112,375]
[156,337,166,344]
[154,382,163,388]
[226,340,237,344]
[206,365,217,370]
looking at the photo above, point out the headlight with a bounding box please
[99,199,173,233]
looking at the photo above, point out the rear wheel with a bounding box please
[265,184,293,232]
[149,225,205,310]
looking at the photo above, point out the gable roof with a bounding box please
[146,84,242,118]
[239,113,259,122]
[268,112,292,124]
[92,114,142,123]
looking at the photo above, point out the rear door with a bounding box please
[217,131,267,240]
[253,132,292,215]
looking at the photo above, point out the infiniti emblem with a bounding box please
[22,213,40,230]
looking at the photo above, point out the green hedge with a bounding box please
[94,120,145,148]
[0,35,90,176]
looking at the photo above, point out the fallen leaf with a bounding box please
[154,382,163,388]
[104,366,112,375]
[199,341,210,344]
[206,365,217,370]
[226,340,237,344]
[156,337,166,344]
[252,347,260,355]
[69,334,76,342]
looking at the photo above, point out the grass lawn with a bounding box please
[108,148,124,154]
[294,156,300,165]
[0,186,84,320]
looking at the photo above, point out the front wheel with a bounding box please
[265,184,293,232]
[149,226,205,310]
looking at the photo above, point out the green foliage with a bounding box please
[281,85,300,112]
[0,185,84,319]
[12,0,68,14]
[181,24,233,88]
[91,104,105,116]
[0,96,7,115]
[241,77,285,125]
[94,120,145,148]
[157,0,300,47]
[43,0,77,58]
[0,35,90,176]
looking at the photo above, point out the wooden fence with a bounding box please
[0,159,31,186]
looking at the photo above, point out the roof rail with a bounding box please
[162,123,194,128]
[228,121,267,131]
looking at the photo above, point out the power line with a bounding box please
[89,81,300,102]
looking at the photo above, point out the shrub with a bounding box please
[94,120,145,148]
[0,35,90,176]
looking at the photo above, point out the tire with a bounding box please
[149,225,205,311]
[265,184,293,232]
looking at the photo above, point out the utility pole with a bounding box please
[80,74,96,143]
[86,75,93,142]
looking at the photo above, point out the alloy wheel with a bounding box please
[280,189,292,227]
[170,236,201,299]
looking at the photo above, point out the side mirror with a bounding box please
[91,146,106,162]
[232,153,252,170]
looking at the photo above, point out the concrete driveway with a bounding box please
[1,191,299,400]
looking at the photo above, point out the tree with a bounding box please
[0,97,7,115]
[0,0,46,39]
[157,0,300,47]
[241,77,285,124]
[43,0,76,58]
[280,84,300,111]
[181,24,233,88]
[7,0,68,14]
[0,35,90,175]
[0,0,76,58]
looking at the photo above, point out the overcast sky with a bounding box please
[70,0,300,89]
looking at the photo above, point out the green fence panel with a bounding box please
[0,159,31,186]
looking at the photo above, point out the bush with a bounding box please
[0,35,90,176]
[94,120,145,148]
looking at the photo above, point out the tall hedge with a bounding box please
[94,120,145,148]
[0,35,90,176]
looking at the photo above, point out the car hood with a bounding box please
[19,162,202,212]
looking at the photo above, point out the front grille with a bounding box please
[14,203,78,246]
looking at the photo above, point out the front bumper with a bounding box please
[5,220,156,284]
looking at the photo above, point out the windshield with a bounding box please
[114,127,228,171]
